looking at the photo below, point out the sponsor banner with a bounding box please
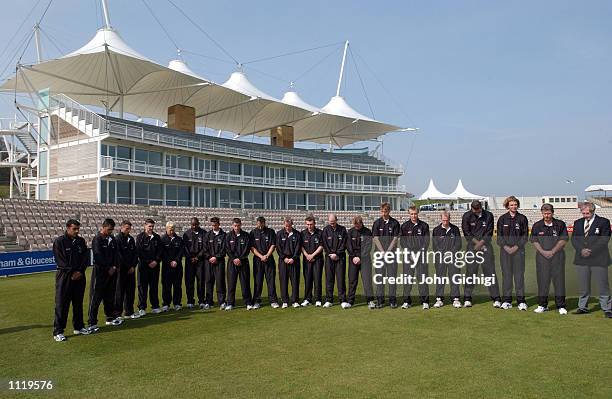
[0,250,56,276]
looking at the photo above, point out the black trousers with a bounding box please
[303,256,323,303]
[376,261,398,305]
[205,259,226,306]
[279,259,300,304]
[185,259,205,305]
[500,248,526,303]
[252,257,278,304]
[402,261,429,305]
[464,247,500,302]
[434,261,461,300]
[536,252,566,308]
[88,265,119,325]
[115,266,136,316]
[348,258,374,304]
[138,261,160,310]
[325,256,347,303]
[53,269,86,335]
[226,259,252,307]
[162,262,183,307]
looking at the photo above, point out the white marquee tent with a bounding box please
[418,179,453,201]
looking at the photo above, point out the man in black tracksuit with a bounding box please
[530,203,568,314]
[88,218,121,331]
[115,220,138,319]
[347,215,374,308]
[276,217,302,307]
[203,217,227,308]
[461,200,501,307]
[52,219,90,341]
[322,214,349,307]
[136,218,163,314]
[400,206,430,309]
[225,218,253,310]
[301,215,324,307]
[431,211,463,307]
[250,216,278,308]
[161,222,184,311]
[372,202,401,308]
[496,196,529,309]
[183,217,206,309]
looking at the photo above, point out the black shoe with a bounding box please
[390,303,398,309]
[575,308,589,314]
[375,303,384,309]
[605,311,612,318]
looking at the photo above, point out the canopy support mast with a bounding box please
[34,23,43,63]
[335,40,349,97]
[101,0,112,29]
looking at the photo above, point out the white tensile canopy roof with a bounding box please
[419,179,453,200]
[448,179,486,200]
[0,27,413,146]
[585,184,612,192]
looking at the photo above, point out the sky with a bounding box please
[0,0,611,198]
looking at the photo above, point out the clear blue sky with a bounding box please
[1,0,611,197]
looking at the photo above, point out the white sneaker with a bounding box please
[368,301,376,309]
[281,303,288,309]
[246,305,253,310]
[401,302,411,309]
[501,302,512,310]
[187,303,195,309]
[224,305,233,311]
[253,303,260,309]
[105,318,123,326]
[271,302,280,309]
[315,301,322,307]
[202,304,210,310]
[422,303,430,310]
[558,307,568,315]
[87,325,100,333]
[199,303,205,310]
[152,308,162,314]
[54,334,67,342]
[322,301,333,308]
[533,305,548,314]
[161,305,169,312]
[174,305,182,311]
[433,298,444,308]
[73,328,90,335]
[452,299,462,308]
[493,301,502,308]
[292,302,300,308]
[463,300,473,308]
[220,303,227,310]
[130,312,141,319]
[138,309,146,317]
[518,303,528,311]
[301,300,310,307]
[340,302,351,309]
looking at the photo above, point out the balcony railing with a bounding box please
[101,156,405,194]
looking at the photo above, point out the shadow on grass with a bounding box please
[0,324,51,335]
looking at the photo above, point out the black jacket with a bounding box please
[529,218,568,252]
[400,219,430,251]
[53,233,89,272]
[347,226,373,258]
[115,232,138,270]
[182,228,206,260]
[462,210,494,249]
[136,232,163,264]
[250,227,276,255]
[91,232,119,269]
[161,233,184,264]
[432,223,462,253]
[496,212,529,248]
[225,230,251,261]
[301,228,323,257]
[371,217,400,250]
[276,228,302,261]
[571,215,611,266]
[322,224,348,257]
[204,229,227,259]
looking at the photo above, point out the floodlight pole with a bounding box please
[335,40,349,97]
[101,0,112,29]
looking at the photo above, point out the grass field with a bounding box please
[1,245,611,398]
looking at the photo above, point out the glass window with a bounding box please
[244,163,264,178]
[178,186,191,207]
[327,195,344,210]
[307,193,326,210]
[266,167,285,180]
[149,151,162,166]
[116,146,132,160]
[197,188,217,207]
[244,190,264,209]
[135,149,148,163]
[220,188,242,208]
[265,192,285,209]
[364,175,380,186]
[101,180,108,203]
[166,185,178,206]
[116,181,132,204]
[287,168,306,181]
[219,160,241,175]
[135,182,162,205]
[308,170,325,183]
[287,193,306,210]
[347,195,363,211]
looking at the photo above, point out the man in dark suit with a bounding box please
[571,201,611,317]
